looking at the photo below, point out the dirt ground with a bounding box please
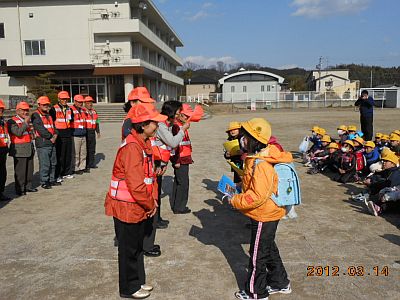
[0,108,399,300]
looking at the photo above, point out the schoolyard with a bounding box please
[0,107,399,299]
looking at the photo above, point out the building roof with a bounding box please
[315,74,349,81]
[218,70,285,85]
[374,84,399,88]
[185,76,218,85]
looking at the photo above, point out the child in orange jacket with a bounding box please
[228,118,292,300]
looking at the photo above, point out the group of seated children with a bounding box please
[303,125,400,217]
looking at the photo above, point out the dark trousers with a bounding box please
[0,148,8,193]
[86,130,97,168]
[361,115,373,141]
[171,164,189,212]
[113,217,146,296]
[156,175,163,220]
[246,220,289,299]
[143,215,157,252]
[13,155,34,194]
[55,136,73,178]
[37,146,57,184]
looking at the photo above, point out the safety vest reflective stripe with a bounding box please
[85,110,98,130]
[178,127,192,158]
[34,110,55,137]
[10,116,32,144]
[54,105,71,129]
[150,136,172,162]
[179,141,191,146]
[108,135,155,203]
[0,126,8,147]
[70,106,86,129]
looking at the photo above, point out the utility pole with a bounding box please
[316,56,323,92]
[370,69,373,88]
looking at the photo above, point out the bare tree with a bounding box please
[182,61,202,71]
[216,61,226,73]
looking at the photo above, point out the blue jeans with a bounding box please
[37,146,57,184]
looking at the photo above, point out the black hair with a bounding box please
[242,129,267,154]
[123,102,131,113]
[361,90,369,96]
[132,120,152,133]
[161,100,183,119]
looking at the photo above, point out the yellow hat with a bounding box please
[347,125,357,131]
[381,150,399,165]
[241,118,271,145]
[311,125,319,132]
[337,125,347,131]
[353,136,364,145]
[393,130,400,136]
[364,141,375,148]
[381,147,391,157]
[344,140,355,148]
[382,134,390,140]
[375,133,383,138]
[389,133,400,141]
[226,121,241,133]
[315,127,326,135]
[321,135,331,143]
[327,142,339,149]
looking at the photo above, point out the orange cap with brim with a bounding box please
[130,103,167,123]
[84,96,94,102]
[128,87,155,103]
[16,101,30,110]
[74,95,85,102]
[37,96,51,105]
[189,105,204,122]
[0,99,5,109]
[58,91,70,99]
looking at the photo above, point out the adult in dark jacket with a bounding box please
[7,101,38,195]
[0,99,11,201]
[355,90,374,141]
[84,96,100,169]
[49,91,74,180]
[32,96,59,189]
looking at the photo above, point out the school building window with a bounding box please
[0,59,7,75]
[231,86,235,93]
[267,85,271,92]
[261,85,265,92]
[0,23,4,38]
[24,40,46,56]
[243,86,247,92]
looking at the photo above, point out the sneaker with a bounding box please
[56,177,63,183]
[267,283,292,295]
[304,162,311,167]
[234,290,268,300]
[63,174,75,179]
[120,288,151,299]
[367,201,380,216]
[141,284,153,292]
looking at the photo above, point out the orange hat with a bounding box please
[37,96,51,105]
[189,105,204,122]
[58,91,70,99]
[128,87,155,103]
[364,141,375,148]
[84,96,94,102]
[74,94,85,102]
[180,103,194,117]
[0,99,5,109]
[130,103,167,123]
[16,101,30,110]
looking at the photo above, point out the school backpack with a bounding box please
[355,151,366,172]
[254,160,302,207]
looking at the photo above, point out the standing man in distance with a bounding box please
[7,101,38,196]
[70,94,88,175]
[84,96,100,169]
[50,91,74,180]
[355,90,374,141]
[0,99,11,201]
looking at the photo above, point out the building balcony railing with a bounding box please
[91,18,182,65]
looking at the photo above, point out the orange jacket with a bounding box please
[231,145,293,222]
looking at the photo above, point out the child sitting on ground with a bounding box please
[347,125,357,139]
[381,134,391,148]
[374,133,384,152]
[365,150,400,216]
[307,140,338,174]
[336,140,357,183]
[304,127,326,166]
[363,141,380,173]
[337,125,348,145]
[389,133,400,157]
[224,121,243,184]
[352,136,366,181]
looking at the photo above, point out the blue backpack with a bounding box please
[254,160,301,207]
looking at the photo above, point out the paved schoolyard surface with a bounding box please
[0,108,399,300]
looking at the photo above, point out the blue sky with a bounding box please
[155,0,400,70]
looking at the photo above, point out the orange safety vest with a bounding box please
[86,109,98,130]
[108,134,155,203]
[178,124,192,158]
[9,116,32,144]
[0,121,9,148]
[150,136,175,163]
[53,104,72,129]
[34,110,55,137]
[70,106,87,129]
